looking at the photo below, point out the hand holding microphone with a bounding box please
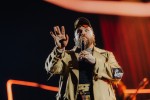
[79,50,96,64]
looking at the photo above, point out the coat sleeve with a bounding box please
[45,46,65,75]
[102,51,123,81]
[94,51,123,82]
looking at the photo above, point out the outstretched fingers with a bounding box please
[50,26,69,48]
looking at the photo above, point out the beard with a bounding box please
[75,36,95,50]
[83,37,95,49]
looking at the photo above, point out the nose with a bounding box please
[78,29,85,37]
[80,31,85,37]
[78,31,84,37]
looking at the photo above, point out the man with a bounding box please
[45,17,123,100]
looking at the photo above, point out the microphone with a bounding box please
[78,38,85,61]
[81,39,85,51]
[79,31,84,51]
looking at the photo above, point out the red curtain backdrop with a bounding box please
[99,16,150,88]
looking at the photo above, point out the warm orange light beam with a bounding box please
[6,79,59,100]
[124,89,150,94]
[44,0,150,17]
[6,79,150,100]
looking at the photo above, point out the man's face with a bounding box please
[74,25,95,49]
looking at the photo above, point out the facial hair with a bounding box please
[81,36,95,49]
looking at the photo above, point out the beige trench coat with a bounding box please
[45,46,123,100]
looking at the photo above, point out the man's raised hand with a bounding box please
[50,26,69,49]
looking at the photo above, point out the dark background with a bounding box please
[0,1,103,100]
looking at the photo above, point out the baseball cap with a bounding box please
[74,17,92,29]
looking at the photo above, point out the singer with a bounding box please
[45,17,123,100]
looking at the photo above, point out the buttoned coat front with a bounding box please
[45,46,123,100]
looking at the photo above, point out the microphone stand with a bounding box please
[127,78,149,100]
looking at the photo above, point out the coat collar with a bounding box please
[69,46,107,59]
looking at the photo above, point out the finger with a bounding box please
[79,51,85,56]
[80,55,88,60]
[50,31,56,39]
[80,54,85,58]
[54,26,58,36]
[79,52,83,56]
[56,26,61,35]
[84,55,89,59]
[79,54,84,60]
[65,34,69,42]
[61,26,65,35]
[81,50,89,55]
[79,53,86,58]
